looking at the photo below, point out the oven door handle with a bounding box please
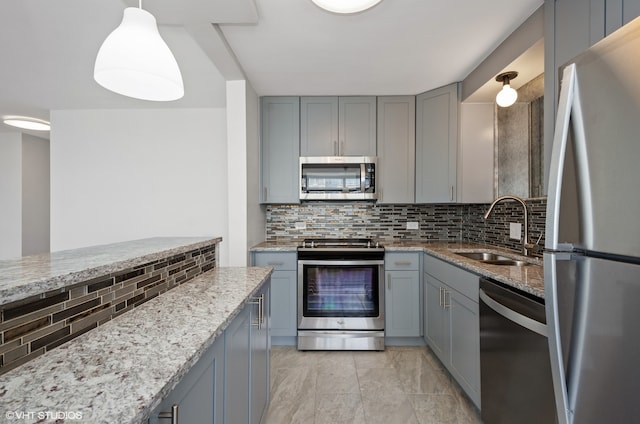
[479,289,547,337]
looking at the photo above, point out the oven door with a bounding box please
[297,259,385,330]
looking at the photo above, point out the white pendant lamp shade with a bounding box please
[94,7,184,102]
[311,0,383,14]
[495,71,518,108]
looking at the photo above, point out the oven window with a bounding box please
[302,265,379,317]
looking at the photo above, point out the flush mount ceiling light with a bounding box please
[495,71,519,107]
[94,1,184,101]
[311,0,383,14]
[3,116,51,131]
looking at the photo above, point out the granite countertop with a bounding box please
[251,239,544,298]
[0,266,273,424]
[0,237,222,307]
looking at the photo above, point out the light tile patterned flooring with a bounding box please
[263,346,482,424]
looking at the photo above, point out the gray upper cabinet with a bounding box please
[300,96,376,156]
[545,0,640,185]
[415,83,459,203]
[261,97,300,204]
[376,96,416,204]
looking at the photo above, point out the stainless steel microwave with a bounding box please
[300,156,377,200]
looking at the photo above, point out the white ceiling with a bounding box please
[0,0,543,137]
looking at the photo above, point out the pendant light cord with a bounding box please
[139,0,142,9]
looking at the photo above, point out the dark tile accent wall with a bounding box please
[266,198,547,252]
[0,244,217,375]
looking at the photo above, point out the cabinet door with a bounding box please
[261,97,300,203]
[385,270,421,337]
[339,96,377,156]
[458,103,494,203]
[250,284,270,424]
[225,306,251,424]
[148,337,224,424]
[448,289,480,408]
[300,96,339,156]
[424,274,447,362]
[269,271,297,337]
[415,83,459,203]
[377,96,416,203]
[252,252,297,338]
[623,0,640,24]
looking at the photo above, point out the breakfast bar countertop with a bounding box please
[0,237,222,307]
[0,266,273,424]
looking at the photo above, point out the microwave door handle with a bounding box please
[360,163,366,193]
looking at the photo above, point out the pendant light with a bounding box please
[311,0,383,14]
[94,1,184,101]
[495,71,518,108]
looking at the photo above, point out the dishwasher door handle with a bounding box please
[479,289,548,337]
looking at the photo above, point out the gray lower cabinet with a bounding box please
[250,284,270,424]
[226,283,271,424]
[385,253,421,338]
[252,252,297,340]
[148,336,225,424]
[423,254,480,408]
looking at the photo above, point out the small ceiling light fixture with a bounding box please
[311,0,383,14]
[495,71,518,107]
[3,116,51,131]
[94,0,184,101]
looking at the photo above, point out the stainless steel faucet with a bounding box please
[483,195,532,256]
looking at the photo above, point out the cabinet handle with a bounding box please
[450,186,454,202]
[387,273,391,290]
[267,261,284,266]
[250,294,264,329]
[443,289,450,309]
[394,261,412,266]
[158,404,178,424]
[333,140,338,155]
[263,187,267,201]
[439,287,443,307]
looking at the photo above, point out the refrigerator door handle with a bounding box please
[546,64,576,251]
[479,289,547,336]
[545,255,572,424]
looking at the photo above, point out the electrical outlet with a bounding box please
[406,222,419,230]
[509,223,522,240]
[295,222,307,230]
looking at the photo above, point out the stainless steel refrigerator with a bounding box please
[545,16,640,424]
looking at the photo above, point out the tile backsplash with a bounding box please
[266,198,546,252]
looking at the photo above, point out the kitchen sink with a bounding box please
[455,251,533,267]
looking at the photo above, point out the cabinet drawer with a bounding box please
[253,252,297,271]
[385,252,420,271]
[423,254,478,301]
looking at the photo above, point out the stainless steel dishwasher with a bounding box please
[479,277,557,424]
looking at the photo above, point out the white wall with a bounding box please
[22,134,50,256]
[226,80,265,266]
[0,133,23,259]
[50,108,229,262]
[244,82,265,256]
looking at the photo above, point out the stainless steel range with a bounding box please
[297,238,385,351]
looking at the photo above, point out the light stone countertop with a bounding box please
[251,239,544,298]
[0,237,222,307]
[0,266,273,424]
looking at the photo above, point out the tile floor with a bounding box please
[263,345,482,424]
